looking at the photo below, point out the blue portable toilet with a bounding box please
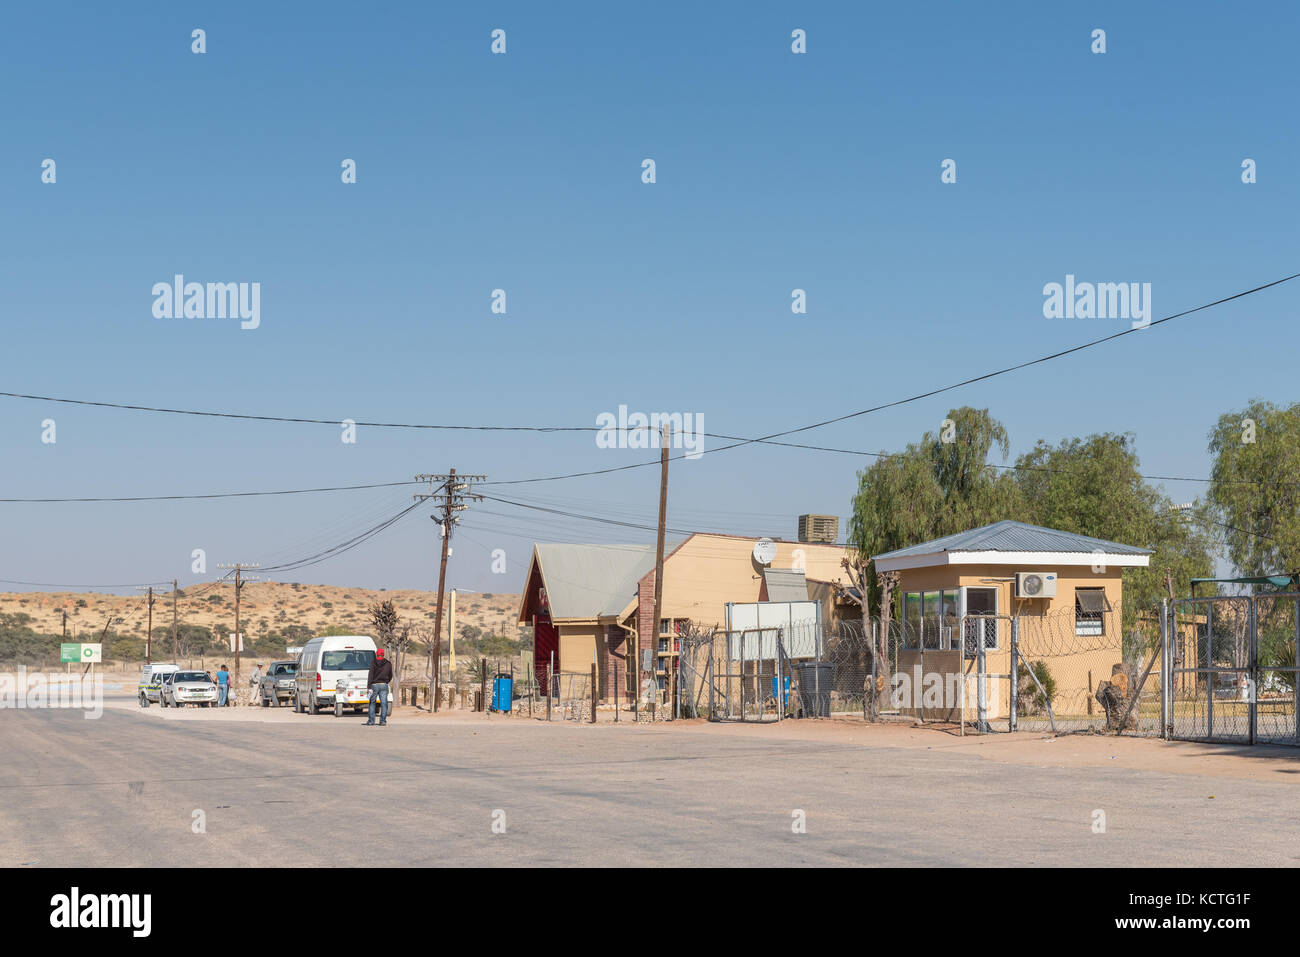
[491,673,513,712]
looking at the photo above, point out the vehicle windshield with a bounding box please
[174,672,209,682]
[271,663,297,676]
[321,650,375,671]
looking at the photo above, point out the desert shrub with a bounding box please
[1017,660,1057,715]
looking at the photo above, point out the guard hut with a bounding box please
[872,520,1150,723]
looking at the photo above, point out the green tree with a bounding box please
[848,407,1023,612]
[1207,399,1300,577]
[1016,433,1213,629]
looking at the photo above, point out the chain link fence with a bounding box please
[1170,594,1298,745]
[674,608,1164,736]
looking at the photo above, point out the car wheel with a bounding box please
[334,700,343,718]
[310,692,319,713]
[270,694,279,708]
[139,694,148,709]
[260,694,269,708]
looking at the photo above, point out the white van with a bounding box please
[138,663,180,707]
[294,635,379,715]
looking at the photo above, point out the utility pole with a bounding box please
[136,585,156,663]
[217,562,260,685]
[651,423,670,717]
[415,470,485,712]
[171,579,179,661]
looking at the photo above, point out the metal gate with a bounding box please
[1169,594,1299,745]
[678,627,790,722]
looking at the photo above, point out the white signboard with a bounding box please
[725,600,822,660]
[80,643,102,663]
[228,633,245,652]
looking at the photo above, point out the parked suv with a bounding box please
[258,660,298,707]
[163,670,218,708]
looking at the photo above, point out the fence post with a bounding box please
[813,634,820,721]
[1009,616,1018,733]
[614,663,620,722]
[708,653,715,720]
[865,620,873,722]
[776,633,783,724]
[739,628,747,722]
[1164,598,1175,738]
[1248,596,1257,746]
[956,613,967,733]
[591,662,597,724]
[976,618,988,733]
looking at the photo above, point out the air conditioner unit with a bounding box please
[1015,572,1057,598]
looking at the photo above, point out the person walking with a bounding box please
[216,665,230,707]
[366,648,393,726]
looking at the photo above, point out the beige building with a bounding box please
[517,533,855,700]
[872,520,1150,721]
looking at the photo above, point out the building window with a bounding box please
[898,589,960,650]
[964,587,998,653]
[1076,588,1110,636]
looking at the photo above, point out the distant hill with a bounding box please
[0,583,525,647]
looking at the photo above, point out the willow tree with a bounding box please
[848,407,1023,614]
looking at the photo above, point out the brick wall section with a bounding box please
[637,572,656,679]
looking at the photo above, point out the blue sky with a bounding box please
[1,1,1296,598]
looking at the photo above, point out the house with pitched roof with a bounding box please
[872,520,1151,720]
[517,533,854,700]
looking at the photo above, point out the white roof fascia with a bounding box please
[874,550,1151,572]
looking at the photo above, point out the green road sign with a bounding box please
[61,643,80,663]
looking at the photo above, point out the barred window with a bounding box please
[1075,588,1110,636]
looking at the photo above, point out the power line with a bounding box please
[0,577,172,589]
[3,270,1295,487]
[257,500,427,574]
[0,480,419,503]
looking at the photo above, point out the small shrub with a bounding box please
[1017,660,1057,715]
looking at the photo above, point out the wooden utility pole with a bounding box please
[136,585,157,663]
[171,579,179,661]
[415,470,486,713]
[651,423,670,716]
[217,562,259,685]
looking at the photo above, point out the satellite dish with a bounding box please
[752,538,777,566]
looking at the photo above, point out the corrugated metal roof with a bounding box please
[763,568,809,603]
[873,520,1150,560]
[533,543,669,620]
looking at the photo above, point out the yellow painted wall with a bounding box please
[657,534,852,628]
[893,563,1126,719]
[556,621,600,675]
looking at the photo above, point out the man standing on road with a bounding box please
[366,648,393,726]
[216,665,230,707]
